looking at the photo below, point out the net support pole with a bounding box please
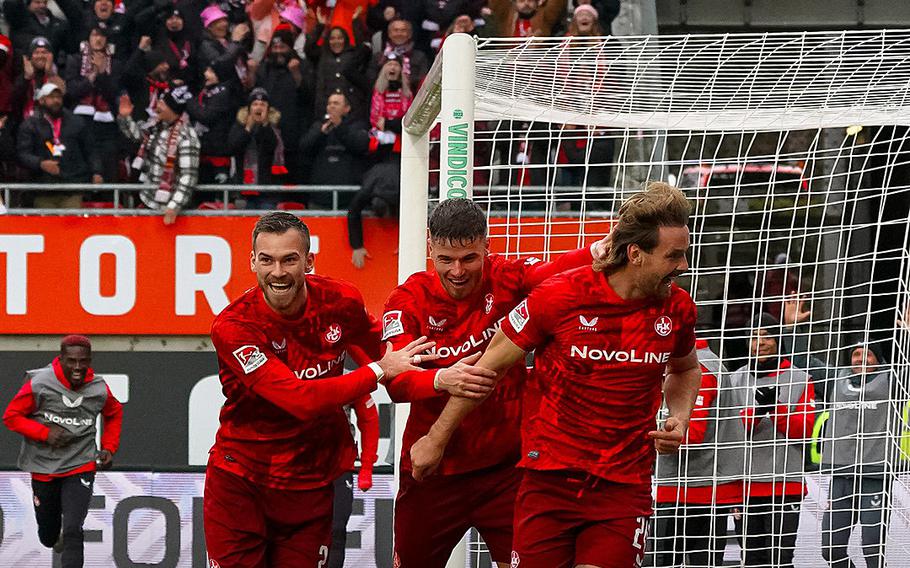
[440,33,476,200]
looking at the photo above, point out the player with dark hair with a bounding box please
[410,183,702,568]
[205,211,435,567]
[383,198,610,567]
[3,335,123,568]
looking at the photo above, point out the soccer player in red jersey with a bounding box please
[383,198,610,568]
[205,212,434,568]
[411,183,703,568]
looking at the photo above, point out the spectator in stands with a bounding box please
[17,82,102,207]
[821,342,893,568]
[371,18,429,91]
[410,0,481,54]
[153,8,198,88]
[347,159,399,268]
[306,9,372,120]
[300,92,370,206]
[187,58,241,184]
[367,1,402,52]
[121,36,172,122]
[255,26,313,183]
[0,35,14,116]
[11,37,58,126]
[370,53,411,133]
[729,313,816,568]
[73,0,133,58]
[197,5,249,77]
[228,87,287,208]
[4,0,72,61]
[487,0,566,37]
[278,3,308,59]
[564,3,604,36]
[64,26,121,183]
[435,14,479,53]
[653,339,746,567]
[0,114,16,183]
[117,84,200,224]
[571,0,620,34]
[557,123,614,191]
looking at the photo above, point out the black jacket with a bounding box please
[16,108,100,183]
[305,23,372,119]
[186,81,240,157]
[228,106,281,185]
[255,59,313,150]
[3,0,73,58]
[299,115,370,185]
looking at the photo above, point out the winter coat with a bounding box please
[299,115,370,185]
[186,81,241,157]
[255,58,313,150]
[228,106,282,185]
[305,23,372,118]
[16,108,100,183]
[3,0,73,58]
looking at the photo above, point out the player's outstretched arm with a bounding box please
[649,346,701,454]
[410,330,527,481]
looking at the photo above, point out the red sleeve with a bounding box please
[740,406,759,433]
[352,394,379,467]
[380,287,444,402]
[3,379,49,442]
[500,281,557,352]
[685,368,718,445]
[212,319,378,418]
[773,380,816,439]
[672,293,697,358]
[517,247,593,292]
[100,385,123,453]
[344,290,383,362]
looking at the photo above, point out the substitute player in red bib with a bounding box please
[205,212,434,568]
[411,183,702,568]
[383,198,609,568]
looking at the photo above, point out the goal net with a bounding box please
[399,30,910,567]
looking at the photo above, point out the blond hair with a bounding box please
[593,182,691,273]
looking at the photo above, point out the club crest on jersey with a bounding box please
[271,338,287,352]
[325,324,342,344]
[232,345,268,374]
[654,316,672,337]
[511,551,520,567]
[62,394,83,408]
[509,299,530,332]
[382,310,404,340]
[578,315,599,331]
[209,559,221,568]
[428,316,447,331]
[484,293,494,314]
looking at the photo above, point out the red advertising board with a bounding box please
[0,215,611,335]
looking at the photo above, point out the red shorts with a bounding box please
[204,464,334,568]
[512,469,652,568]
[394,462,521,567]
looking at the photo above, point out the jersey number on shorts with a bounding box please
[632,516,648,568]
[316,545,329,567]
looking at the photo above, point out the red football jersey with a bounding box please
[383,248,595,475]
[501,266,697,485]
[210,275,382,490]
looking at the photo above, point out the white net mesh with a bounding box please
[411,31,910,568]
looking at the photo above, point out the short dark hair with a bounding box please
[428,199,487,245]
[61,334,91,353]
[594,182,691,273]
[252,211,311,251]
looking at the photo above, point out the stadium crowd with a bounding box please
[0,0,621,211]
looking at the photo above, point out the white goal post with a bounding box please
[397,30,910,567]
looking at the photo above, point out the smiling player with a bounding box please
[382,198,610,568]
[411,183,702,568]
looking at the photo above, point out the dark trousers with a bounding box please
[822,475,890,568]
[652,502,730,567]
[735,493,802,568]
[328,471,354,568]
[32,471,95,568]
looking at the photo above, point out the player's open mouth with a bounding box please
[448,278,468,287]
[269,282,293,293]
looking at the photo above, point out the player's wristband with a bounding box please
[433,369,443,391]
[368,362,384,382]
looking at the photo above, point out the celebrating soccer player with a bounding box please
[382,198,610,568]
[3,335,123,568]
[205,212,435,568]
[410,183,702,568]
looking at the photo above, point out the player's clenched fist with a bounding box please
[433,353,498,399]
[410,435,445,481]
[648,416,686,454]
